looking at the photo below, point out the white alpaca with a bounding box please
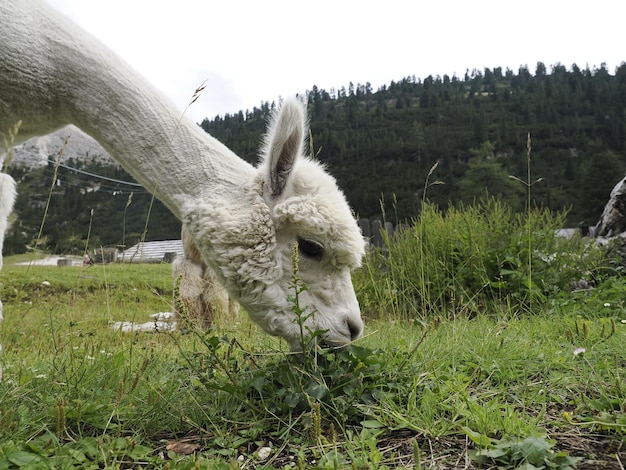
[0,173,17,324]
[0,174,17,272]
[0,1,365,349]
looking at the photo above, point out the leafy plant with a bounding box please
[466,432,580,469]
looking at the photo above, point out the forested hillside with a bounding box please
[5,161,179,255]
[203,62,626,225]
[6,61,626,254]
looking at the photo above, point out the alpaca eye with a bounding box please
[298,238,324,260]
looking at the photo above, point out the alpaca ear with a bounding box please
[264,98,306,197]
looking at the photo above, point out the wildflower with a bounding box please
[604,302,611,307]
[573,347,586,356]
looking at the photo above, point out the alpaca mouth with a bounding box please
[320,329,360,350]
[297,337,349,352]
[288,329,355,352]
[320,317,363,349]
[319,339,352,350]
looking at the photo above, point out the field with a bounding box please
[1,202,626,469]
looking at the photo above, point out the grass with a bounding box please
[1,249,626,468]
[355,198,608,321]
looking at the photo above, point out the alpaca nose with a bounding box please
[347,317,363,341]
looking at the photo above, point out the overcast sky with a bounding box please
[46,0,623,125]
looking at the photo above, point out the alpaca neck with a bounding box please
[0,1,255,218]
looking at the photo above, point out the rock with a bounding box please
[594,175,626,237]
[569,278,593,291]
[256,446,272,460]
[9,125,114,169]
[592,175,626,264]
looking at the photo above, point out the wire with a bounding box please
[47,159,144,187]
[35,166,151,195]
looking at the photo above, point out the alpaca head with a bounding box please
[183,97,366,350]
[256,97,366,349]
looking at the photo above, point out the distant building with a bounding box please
[120,239,184,263]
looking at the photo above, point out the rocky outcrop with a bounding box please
[594,175,626,238]
[9,125,114,169]
[592,175,626,263]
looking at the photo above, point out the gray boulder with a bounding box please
[595,175,626,238]
[593,175,626,263]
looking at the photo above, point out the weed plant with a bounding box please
[356,197,608,320]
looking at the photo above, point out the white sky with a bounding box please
[46,0,624,125]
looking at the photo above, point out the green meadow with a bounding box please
[1,200,625,469]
